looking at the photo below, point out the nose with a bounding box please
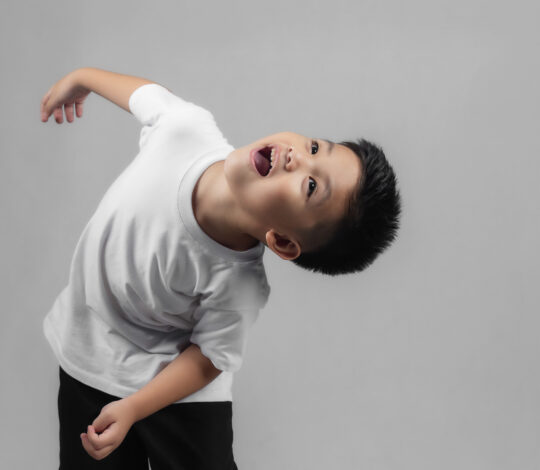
[285,145,308,172]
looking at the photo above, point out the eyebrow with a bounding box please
[324,139,335,155]
[314,140,333,206]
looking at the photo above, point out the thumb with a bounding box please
[40,89,52,121]
[92,410,114,434]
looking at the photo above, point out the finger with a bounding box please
[86,425,106,450]
[64,103,74,123]
[40,89,51,106]
[92,411,114,434]
[53,107,64,124]
[40,89,51,109]
[81,433,115,461]
[88,424,117,448]
[93,445,116,461]
[41,108,49,122]
[75,100,84,118]
[87,424,118,450]
[41,91,51,122]
[81,433,97,456]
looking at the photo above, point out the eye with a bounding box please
[307,177,317,197]
[311,140,319,155]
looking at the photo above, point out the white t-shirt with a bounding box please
[43,83,271,403]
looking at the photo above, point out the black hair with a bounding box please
[291,138,402,276]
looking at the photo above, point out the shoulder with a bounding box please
[130,83,220,131]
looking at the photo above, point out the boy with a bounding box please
[40,67,401,469]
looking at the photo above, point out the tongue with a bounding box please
[254,151,271,176]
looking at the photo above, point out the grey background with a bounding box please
[1,0,539,468]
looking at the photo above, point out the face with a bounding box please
[224,132,362,257]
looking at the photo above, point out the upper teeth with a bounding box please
[269,148,276,169]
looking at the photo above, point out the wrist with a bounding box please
[118,396,141,424]
[70,68,92,90]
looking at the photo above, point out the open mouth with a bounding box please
[252,146,276,176]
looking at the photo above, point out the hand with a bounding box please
[41,70,91,124]
[80,398,137,461]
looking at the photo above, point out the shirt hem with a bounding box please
[43,315,233,403]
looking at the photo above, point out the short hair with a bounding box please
[292,138,402,276]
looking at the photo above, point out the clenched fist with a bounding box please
[80,398,137,461]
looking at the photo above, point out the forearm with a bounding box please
[124,344,221,422]
[73,67,155,113]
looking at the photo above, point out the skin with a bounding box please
[40,68,362,461]
[41,70,222,461]
[79,344,219,460]
[193,132,362,259]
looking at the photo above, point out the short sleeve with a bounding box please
[128,83,224,151]
[129,83,198,125]
[189,307,260,373]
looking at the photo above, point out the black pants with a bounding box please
[58,367,238,470]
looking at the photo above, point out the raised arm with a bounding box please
[80,344,221,461]
[41,67,156,123]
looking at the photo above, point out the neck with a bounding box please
[192,160,261,251]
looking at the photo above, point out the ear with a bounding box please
[265,229,302,261]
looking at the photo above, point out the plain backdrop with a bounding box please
[1,0,539,469]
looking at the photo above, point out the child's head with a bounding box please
[292,138,402,275]
[224,132,401,275]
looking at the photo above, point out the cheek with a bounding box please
[256,183,297,217]
[224,160,300,220]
